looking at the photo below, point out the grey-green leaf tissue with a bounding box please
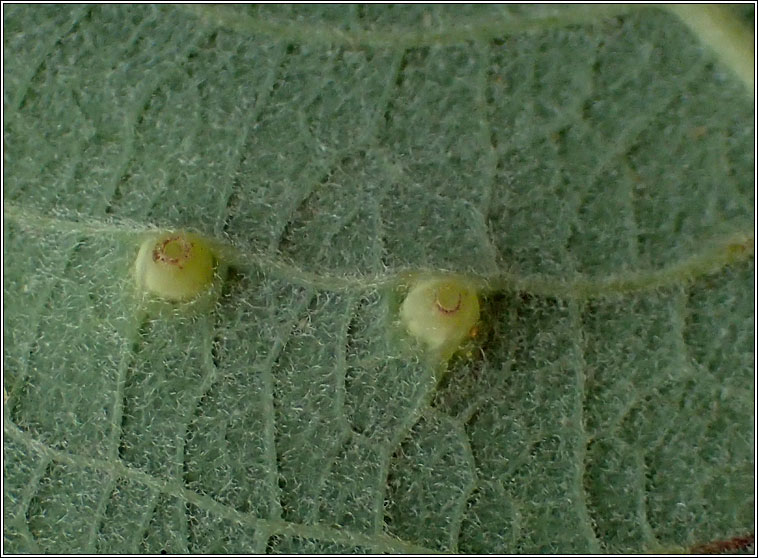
[3,4,753,554]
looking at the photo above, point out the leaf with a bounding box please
[3,4,753,554]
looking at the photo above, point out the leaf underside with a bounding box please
[3,5,754,554]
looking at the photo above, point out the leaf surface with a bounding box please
[3,4,754,553]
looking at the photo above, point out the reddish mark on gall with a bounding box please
[153,236,193,270]
[435,291,462,315]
